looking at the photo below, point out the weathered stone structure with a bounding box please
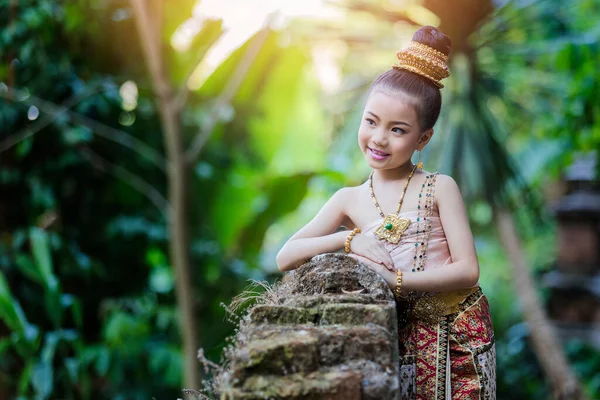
[220,253,400,400]
[543,154,600,348]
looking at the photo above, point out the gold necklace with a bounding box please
[369,164,418,244]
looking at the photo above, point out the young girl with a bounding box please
[276,26,495,399]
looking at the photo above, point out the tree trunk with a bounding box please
[163,108,198,390]
[496,208,586,400]
[129,0,199,390]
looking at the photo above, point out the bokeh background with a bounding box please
[1,0,600,399]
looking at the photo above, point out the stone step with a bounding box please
[342,360,400,400]
[316,326,395,368]
[249,303,396,332]
[220,369,362,400]
[248,305,318,325]
[240,325,395,369]
[278,293,387,307]
[319,303,396,332]
[229,331,319,381]
[222,363,398,400]
[228,326,398,388]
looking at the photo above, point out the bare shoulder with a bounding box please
[323,185,358,216]
[333,184,364,228]
[434,174,460,192]
[433,173,455,185]
[330,186,350,206]
[434,174,465,210]
[286,185,354,241]
[333,182,365,202]
[336,184,362,198]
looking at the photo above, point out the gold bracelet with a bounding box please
[344,228,361,253]
[395,269,403,299]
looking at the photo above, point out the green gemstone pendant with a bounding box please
[374,214,411,244]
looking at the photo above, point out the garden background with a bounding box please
[1,0,599,399]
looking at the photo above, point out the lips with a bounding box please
[367,147,390,161]
[369,147,389,156]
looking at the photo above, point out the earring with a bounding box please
[416,151,424,170]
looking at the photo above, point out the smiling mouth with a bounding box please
[368,147,390,156]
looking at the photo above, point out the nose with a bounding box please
[372,128,387,147]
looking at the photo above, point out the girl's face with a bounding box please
[358,90,430,170]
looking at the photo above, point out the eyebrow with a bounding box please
[366,111,412,127]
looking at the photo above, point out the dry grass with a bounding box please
[193,277,289,399]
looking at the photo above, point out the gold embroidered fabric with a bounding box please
[400,287,480,325]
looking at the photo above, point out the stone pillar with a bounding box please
[220,253,400,400]
[543,154,600,347]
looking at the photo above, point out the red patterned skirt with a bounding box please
[397,287,496,399]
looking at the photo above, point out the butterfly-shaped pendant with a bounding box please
[374,214,411,244]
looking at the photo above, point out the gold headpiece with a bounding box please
[393,41,450,88]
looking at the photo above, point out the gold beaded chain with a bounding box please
[369,165,418,244]
[412,173,438,272]
[369,164,418,217]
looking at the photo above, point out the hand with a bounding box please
[348,254,397,289]
[348,233,395,270]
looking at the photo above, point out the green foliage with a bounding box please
[239,173,315,261]
[496,326,600,399]
[476,0,600,179]
[0,271,31,337]
[0,229,86,399]
[3,0,599,397]
[0,0,325,398]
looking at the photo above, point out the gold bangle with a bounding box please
[395,269,403,299]
[344,228,361,253]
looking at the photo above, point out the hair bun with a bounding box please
[412,26,451,57]
[393,27,451,88]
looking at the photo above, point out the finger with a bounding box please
[380,249,395,270]
[373,248,386,265]
[367,250,384,266]
[383,254,395,271]
[348,254,363,263]
[373,247,394,270]
[355,254,384,271]
[352,254,379,270]
[364,260,381,272]
[349,254,369,265]
[366,257,384,271]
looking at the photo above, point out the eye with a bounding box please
[365,118,376,126]
[392,127,406,134]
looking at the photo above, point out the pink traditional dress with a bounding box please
[361,173,496,400]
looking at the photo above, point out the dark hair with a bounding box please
[367,26,452,132]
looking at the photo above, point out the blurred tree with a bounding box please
[127,0,331,389]
[0,0,326,397]
[127,0,263,388]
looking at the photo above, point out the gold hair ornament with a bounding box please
[393,41,450,88]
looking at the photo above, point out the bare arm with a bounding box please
[352,175,480,292]
[276,188,350,272]
[404,174,479,290]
